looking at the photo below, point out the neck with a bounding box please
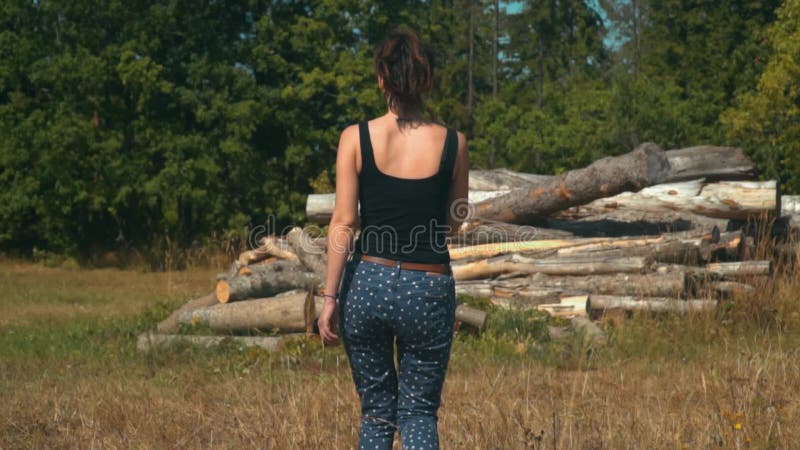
[388,106,425,122]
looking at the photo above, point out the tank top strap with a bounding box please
[358,121,377,177]
[439,127,458,183]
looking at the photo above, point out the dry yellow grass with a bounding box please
[2,237,800,448]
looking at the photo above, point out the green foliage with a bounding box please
[0,0,792,259]
[722,0,800,193]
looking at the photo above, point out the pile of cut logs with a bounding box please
[138,143,799,351]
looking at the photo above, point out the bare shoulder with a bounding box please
[339,124,359,146]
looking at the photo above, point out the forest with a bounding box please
[1,0,798,264]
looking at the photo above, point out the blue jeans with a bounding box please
[338,256,457,450]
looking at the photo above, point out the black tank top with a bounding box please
[353,121,458,264]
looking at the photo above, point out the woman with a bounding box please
[317,28,469,450]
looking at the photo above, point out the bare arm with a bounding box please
[446,131,470,237]
[318,125,359,343]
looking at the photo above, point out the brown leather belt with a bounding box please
[356,254,451,275]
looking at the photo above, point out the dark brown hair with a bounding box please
[374,28,434,114]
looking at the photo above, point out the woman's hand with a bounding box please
[317,298,340,345]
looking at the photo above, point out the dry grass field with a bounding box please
[2,245,800,449]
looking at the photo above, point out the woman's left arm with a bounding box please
[446,131,470,237]
[317,125,360,344]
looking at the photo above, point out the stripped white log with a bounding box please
[587,295,717,313]
[783,195,800,227]
[536,295,589,318]
[560,179,778,221]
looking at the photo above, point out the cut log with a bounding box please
[238,236,298,266]
[136,331,305,352]
[286,227,328,282]
[471,143,671,224]
[178,291,324,333]
[155,292,218,333]
[545,214,729,237]
[449,230,712,261]
[469,169,555,190]
[456,270,687,301]
[782,195,800,228]
[455,304,488,331]
[662,146,756,183]
[556,179,778,222]
[452,254,654,281]
[455,220,575,245]
[216,260,320,303]
[448,237,608,261]
[704,260,772,278]
[536,295,589,318]
[550,229,717,264]
[587,295,717,314]
[570,316,607,345]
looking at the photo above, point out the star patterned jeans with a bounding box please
[338,254,457,450]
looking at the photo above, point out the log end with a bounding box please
[216,280,231,303]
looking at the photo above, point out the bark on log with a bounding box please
[587,296,717,314]
[452,254,654,281]
[455,304,488,331]
[286,227,328,282]
[216,261,242,281]
[155,292,218,333]
[556,179,778,222]
[216,260,320,303]
[136,331,305,352]
[179,291,324,333]
[471,143,671,224]
[662,146,756,183]
[545,214,729,237]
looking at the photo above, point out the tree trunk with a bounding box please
[556,179,778,222]
[286,227,328,282]
[536,295,589,318]
[136,331,305,352]
[452,254,653,280]
[587,295,717,314]
[472,143,671,224]
[155,292,218,333]
[456,304,487,331]
[179,290,323,333]
[704,260,772,278]
[455,220,575,245]
[238,236,298,266]
[216,260,320,303]
[662,146,756,182]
